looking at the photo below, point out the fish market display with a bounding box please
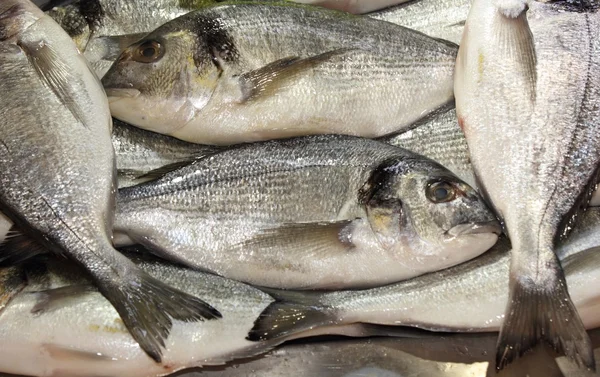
[102,2,458,145]
[112,119,220,188]
[248,208,600,342]
[114,135,499,289]
[455,0,600,369]
[0,0,220,363]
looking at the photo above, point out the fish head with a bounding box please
[102,22,221,136]
[361,156,501,267]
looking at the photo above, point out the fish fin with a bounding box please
[0,265,26,312]
[17,39,89,126]
[496,273,595,371]
[491,3,537,103]
[239,221,355,257]
[31,285,96,314]
[0,227,49,266]
[238,48,353,103]
[95,33,148,61]
[102,271,222,362]
[350,323,440,339]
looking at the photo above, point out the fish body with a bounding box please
[112,119,220,188]
[0,0,219,362]
[0,254,275,377]
[455,0,600,368]
[114,135,499,289]
[102,2,458,145]
[248,208,600,341]
[291,0,413,13]
[369,0,470,44]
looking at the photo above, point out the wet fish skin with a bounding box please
[0,253,276,377]
[368,0,469,45]
[292,0,413,13]
[455,0,600,369]
[102,2,458,145]
[379,105,474,188]
[112,119,221,188]
[0,0,220,363]
[114,135,499,289]
[247,208,600,342]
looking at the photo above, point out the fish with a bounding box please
[368,0,469,45]
[291,0,413,13]
[112,119,221,188]
[0,0,220,363]
[101,2,458,145]
[113,135,500,289]
[378,104,475,189]
[247,208,600,346]
[454,0,600,369]
[44,0,220,77]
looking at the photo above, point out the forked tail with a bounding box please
[496,263,595,370]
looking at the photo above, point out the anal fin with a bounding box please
[496,268,595,370]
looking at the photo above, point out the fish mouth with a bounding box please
[105,88,141,102]
[446,220,502,237]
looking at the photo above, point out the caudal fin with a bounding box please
[247,289,337,342]
[496,273,595,370]
[102,271,222,363]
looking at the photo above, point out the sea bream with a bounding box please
[113,135,500,289]
[454,0,600,369]
[247,208,600,345]
[0,0,220,363]
[101,2,458,145]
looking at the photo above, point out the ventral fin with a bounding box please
[238,48,353,103]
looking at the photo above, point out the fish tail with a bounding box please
[247,288,337,341]
[100,268,222,363]
[496,262,595,371]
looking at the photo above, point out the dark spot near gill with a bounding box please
[193,15,239,71]
[78,0,104,30]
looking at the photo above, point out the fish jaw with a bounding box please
[107,89,197,136]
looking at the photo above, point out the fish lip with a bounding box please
[105,88,141,101]
[446,220,502,237]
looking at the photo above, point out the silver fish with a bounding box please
[292,0,413,13]
[114,135,500,289]
[0,0,219,362]
[368,0,469,45]
[247,208,600,347]
[101,2,458,145]
[112,119,220,188]
[455,0,600,369]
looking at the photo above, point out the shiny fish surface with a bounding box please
[247,208,600,342]
[0,0,220,363]
[455,0,600,368]
[114,135,499,289]
[102,2,458,145]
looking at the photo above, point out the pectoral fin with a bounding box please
[18,39,89,126]
[238,48,353,103]
[238,221,356,259]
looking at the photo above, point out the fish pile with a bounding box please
[0,0,598,376]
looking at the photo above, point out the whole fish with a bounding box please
[0,0,219,362]
[114,135,500,289]
[455,0,600,369]
[369,0,469,45]
[112,119,220,188]
[247,208,600,344]
[101,2,458,145]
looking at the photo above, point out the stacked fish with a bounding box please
[0,0,598,376]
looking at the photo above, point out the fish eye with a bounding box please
[133,40,164,63]
[426,181,457,203]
